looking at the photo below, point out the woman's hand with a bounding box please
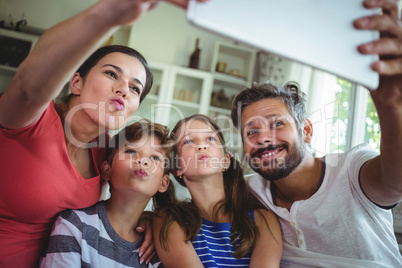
[104,0,209,27]
[136,211,156,265]
[165,0,209,9]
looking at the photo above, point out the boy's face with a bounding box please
[109,134,169,197]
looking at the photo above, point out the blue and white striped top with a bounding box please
[192,211,254,268]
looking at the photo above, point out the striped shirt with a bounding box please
[39,201,159,268]
[192,211,254,267]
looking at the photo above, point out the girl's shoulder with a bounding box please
[253,208,279,226]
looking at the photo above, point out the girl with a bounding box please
[153,114,282,267]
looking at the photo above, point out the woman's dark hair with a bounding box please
[156,114,266,258]
[59,45,153,106]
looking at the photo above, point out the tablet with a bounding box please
[187,0,379,89]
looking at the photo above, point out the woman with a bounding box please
[153,114,282,267]
[0,0,207,267]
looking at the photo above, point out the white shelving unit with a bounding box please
[132,62,213,130]
[131,61,171,126]
[126,40,257,164]
[0,28,38,93]
[208,41,257,160]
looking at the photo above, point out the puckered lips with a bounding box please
[197,153,210,161]
[134,168,148,178]
[111,97,125,111]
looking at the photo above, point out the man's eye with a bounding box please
[272,121,283,128]
[246,129,258,136]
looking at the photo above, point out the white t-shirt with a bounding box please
[247,143,402,268]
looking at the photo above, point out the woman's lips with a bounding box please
[111,98,125,111]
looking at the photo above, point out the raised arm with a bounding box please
[0,0,208,130]
[0,0,158,129]
[153,210,204,268]
[250,209,282,268]
[354,0,402,206]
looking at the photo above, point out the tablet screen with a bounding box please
[187,0,379,89]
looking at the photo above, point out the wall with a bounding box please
[1,0,248,72]
[128,2,242,71]
[0,0,96,31]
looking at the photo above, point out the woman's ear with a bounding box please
[158,174,170,193]
[69,73,83,95]
[101,161,112,181]
[303,118,313,144]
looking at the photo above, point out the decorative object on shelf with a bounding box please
[175,89,200,103]
[0,10,28,32]
[257,51,287,83]
[215,61,226,73]
[210,88,232,110]
[188,38,200,69]
[227,69,242,77]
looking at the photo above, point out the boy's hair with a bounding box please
[106,119,173,174]
[231,81,307,135]
[157,114,266,258]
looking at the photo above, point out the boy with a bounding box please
[40,120,174,267]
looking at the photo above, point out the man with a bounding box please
[231,0,402,267]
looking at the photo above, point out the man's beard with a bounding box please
[248,138,306,181]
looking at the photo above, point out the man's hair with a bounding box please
[106,119,173,174]
[231,81,307,134]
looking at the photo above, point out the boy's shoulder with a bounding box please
[58,201,103,221]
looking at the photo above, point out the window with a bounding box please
[329,78,380,154]
[364,93,380,151]
[328,78,353,153]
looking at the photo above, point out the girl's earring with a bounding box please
[179,175,183,179]
[223,168,226,172]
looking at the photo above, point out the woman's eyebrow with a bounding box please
[102,64,144,87]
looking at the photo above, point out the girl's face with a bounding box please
[70,52,147,130]
[175,119,229,180]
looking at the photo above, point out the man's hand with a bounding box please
[354,0,402,206]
